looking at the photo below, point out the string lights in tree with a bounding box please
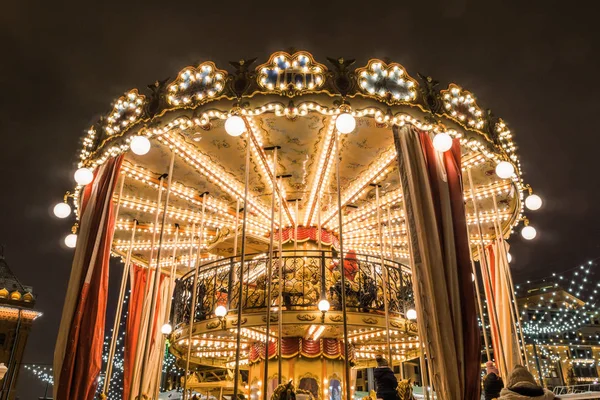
[514,257,600,384]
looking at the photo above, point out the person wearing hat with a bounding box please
[374,355,399,400]
[483,361,504,400]
[498,365,556,399]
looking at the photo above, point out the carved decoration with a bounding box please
[145,78,169,119]
[256,51,326,96]
[167,62,227,106]
[362,317,379,324]
[262,314,279,322]
[329,315,343,322]
[355,60,418,103]
[417,73,442,114]
[326,57,356,96]
[229,58,257,97]
[206,320,221,329]
[232,317,247,325]
[297,314,317,322]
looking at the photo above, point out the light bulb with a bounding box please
[507,252,512,263]
[471,273,475,282]
[495,161,515,179]
[161,323,173,335]
[224,116,246,137]
[130,135,151,155]
[215,305,227,318]
[335,113,356,134]
[318,299,330,312]
[432,132,453,152]
[64,234,77,248]
[53,203,71,218]
[74,168,93,185]
[521,226,537,240]
[406,308,417,320]
[525,194,543,211]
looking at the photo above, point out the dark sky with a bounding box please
[1,0,599,397]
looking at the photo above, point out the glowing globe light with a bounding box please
[53,203,72,218]
[406,308,417,320]
[521,225,537,240]
[74,168,93,185]
[495,161,515,179]
[471,273,475,282]
[507,252,512,263]
[224,115,246,137]
[215,305,228,318]
[432,132,453,152]
[335,113,356,134]
[64,233,77,248]
[525,194,543,211]
[130,135,151,155]
[318,299,331,313]
[161,323,173,335]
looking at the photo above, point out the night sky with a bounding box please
[2,1,599,397]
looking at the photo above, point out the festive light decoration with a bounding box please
[318,299,331,312]
[161,323,173,335]
[525,194,543,211]
[495,161,515,179]
[521,225,537,240]
[129,135,151,155]
[64,233,77,248]
[407,308,417,320]
[215,305,227,318]
[74,167,93,185]
[53,202,72,218]
[224,115,246,136]
[433,132,453,152]
[335,113,356,134]
[24,364,54,386]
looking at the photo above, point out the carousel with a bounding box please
[52,50,542,400]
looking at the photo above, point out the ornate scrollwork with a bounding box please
[326,57,356,96]
[417,73,442,114]
[145,78,169,119]
[206,320,221,329]
[167,62,227,106]
[440,84,484,129]
[262,314,279,323]
[104,89,146,136]
[232,318,247,325]
[355,60,418,104]
[229,58,257,97]
[362,317,379,325]
[329,315,343,322]
[256,52,326,96]
[297,314,317,322]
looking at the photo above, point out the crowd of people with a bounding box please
[372,355,558,400]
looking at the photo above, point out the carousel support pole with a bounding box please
[334,129,352,400]
[419,348,430,400]
[263,145,280,400]
[294,199,299,253]
[467,168,508,377]
[138,151,175,398]
[102,175,126,396]
[317,197,322,251]
[233,124,252,400]
[274,175,290,384]
[277,175,284,384]
[130,174,164,400]
[386,205,395,261]
[467,242,492,362]
[372,183,393,367]
[154,225,180,400]
[184,195,207,400]
[491,193,529,368]
[234,198,240,257]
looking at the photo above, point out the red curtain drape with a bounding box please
[393,126,480,400]
[53,155,123,400]
[124,264,147,398]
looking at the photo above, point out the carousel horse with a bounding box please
[396,379,415,400]
[271,381,297,400]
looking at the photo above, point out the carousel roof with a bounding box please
[64,50,530,276]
